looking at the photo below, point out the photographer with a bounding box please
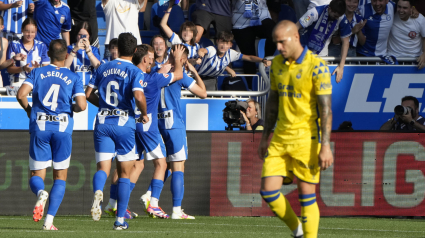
[241,99,264,131]
[380,96,425,132]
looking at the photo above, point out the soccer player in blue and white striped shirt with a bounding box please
[6,17,49,87]
[196,31,271,90]
[0,0,34,42]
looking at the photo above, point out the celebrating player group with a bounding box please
[17,20,332,237]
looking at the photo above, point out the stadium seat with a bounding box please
[188,3,197,22]
[279,4,297,23]
[231,41,243,69]
[150,3,185,34]
[198,37,214,48]
[257,38,266,59]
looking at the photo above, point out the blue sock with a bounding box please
[93,170,107,193]
[130,182,135,193]
[170,171,184,207]
[47,180,66,216]
[110,184,118,200]
[147,170,171,192]
[29,176,44,196]
[151,179,164,200]
[117,178,130,218]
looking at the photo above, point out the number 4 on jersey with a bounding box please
[42,84,61,111]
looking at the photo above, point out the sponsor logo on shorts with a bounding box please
[37,114,67,122]
[158,111,172,119]
[99,109,128,117]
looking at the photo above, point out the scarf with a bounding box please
[379,55,398,65]
[308,6,338,54]
[243,0,261,26]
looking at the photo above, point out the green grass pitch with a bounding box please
[0,216,424,238]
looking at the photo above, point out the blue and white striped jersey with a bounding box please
[33,0,71,46]
[356,2,395,56]
[196,46,242,78]
[153,50,170,68]
[0,0,33,34]
[169,33,200,59]
[23,64,85,135]
[67,44,101,86]
[6,39,49,83]
[341,13,364,48]
[88,58,144,129]
[135,71,174,133]
[157,70,195,130]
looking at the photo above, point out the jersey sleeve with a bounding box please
[41,43,50,65]
[419,15,425,38]
[6,41,16,61]
[32,0,46,5]
[88,68,98,89]
[23,68,36,88]
[156,72,174,88]
[132,71,144,92]
[179,72,195,90]
[313,59,332,95]
[72,75,85,98]
[299,7,319,28]
[229,49,243,62]
[62,9,72,31]
[339,17,353,39]
[270,59,278,91]
[205,46,216,58]
[169,32,182,45]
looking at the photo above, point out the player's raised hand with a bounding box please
[319,144,333,170]
[257,139,268,160]
[172,44,185,61]
[185,61,197,74]
[158,64,172,74]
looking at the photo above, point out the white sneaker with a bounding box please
[42,224,58,230]
[91,190,103,221]
[171,210,195,219]
[33,190,49,222]
[139,193,150,213]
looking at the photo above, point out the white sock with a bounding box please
[146,191,152,197]
[44,214,54,225]
[150,197,159,207]
[108,199,117,209]
[116,217,124,223]
[292,223,303,237]
[173,206,181,214]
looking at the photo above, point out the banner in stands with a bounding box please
[210,132,425,217]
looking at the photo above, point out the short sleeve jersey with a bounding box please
[23,64,85,135]
[169,33,200,59]
[6,39,49,82]
[33,0,72,46]
[67,44,101,85]
[157,71,195,130]
[135,71,174,133]
[196,46,243,77]
[88,58,144,129]
[0,0,34,34]
[270,47,332,144]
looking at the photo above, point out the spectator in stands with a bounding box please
[387,0,425,69]
[380,96,425,132]
[102,0,146,58]
[101,38,118,64]
[0,0,34,42]
[150,35,170,68]
[33,0,71,46]
[267,0,295,23]
[192,0,232,43]
[297,0,351,82]
[241,99,264,130]
[65,21,101,86]
[6,17,49,87]
[69,0,99,48]
[232,0,276,89]
[160,2,200,64]
[328,0,366,64]
[0,16,22,87]
[293,0,331,19]
[196,31,271,90]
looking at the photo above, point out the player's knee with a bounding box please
[260,190,281,203]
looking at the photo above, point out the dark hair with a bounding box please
[22,17,37,31]
[399,0,414,7]
[132,44,154,65]
[0,16,3,26]
[150,34,167,47]
[338,121,354,131]
[329,0,346,16]
[74,21,92,40]
[171,44,189,57]
[179,21,197,46]
[402,96,419,110]
[118,33,137,57]
[49,39,67,61]
[109,38,118,49]
[216,31,234,43]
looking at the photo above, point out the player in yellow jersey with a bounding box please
[258,20,333,238]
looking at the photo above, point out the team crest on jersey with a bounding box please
[408,31,417,39]
[296,69,302,79]
[56,67,60,70]
[117,62,121,65]
[386,15,391,21]
[278,69,283,75]
[164,74,169,78]
[139,79,143,86]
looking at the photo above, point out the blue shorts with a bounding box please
[29,131,72,170]
[160,129,187,162]
[94,124,137,163]
[136,131,166,161]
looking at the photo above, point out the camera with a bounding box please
[81,35,87,39]
[394,105,412,116]
[223,100,248,130]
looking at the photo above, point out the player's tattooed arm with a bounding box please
[317,94,332,146]
[257,90,279,159]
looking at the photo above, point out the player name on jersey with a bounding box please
[40,71,73,85]
[102,68,129,79]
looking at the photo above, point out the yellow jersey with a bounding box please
[270,47,332,144]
